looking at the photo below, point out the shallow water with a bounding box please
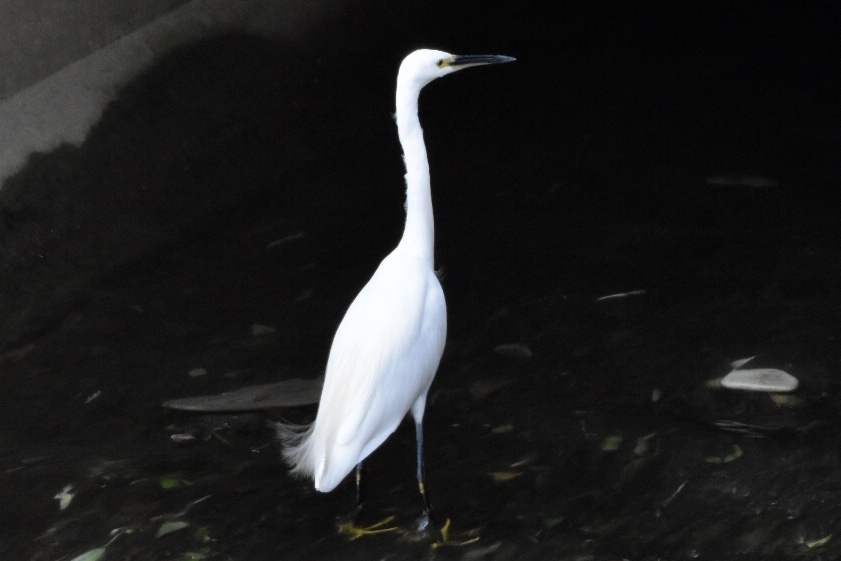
[2,5,839,560]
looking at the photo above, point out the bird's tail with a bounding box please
[274,420,316,479]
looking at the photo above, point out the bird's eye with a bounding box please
[436,59,444,68]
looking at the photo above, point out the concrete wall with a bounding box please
[0,0,348,185]
[1,0,190,101]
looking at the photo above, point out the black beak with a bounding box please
[450,54,516,68]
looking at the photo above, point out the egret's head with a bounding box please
[398,49,515,91]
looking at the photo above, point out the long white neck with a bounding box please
[395,79,434,267]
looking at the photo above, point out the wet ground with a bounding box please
[1,4,840,560]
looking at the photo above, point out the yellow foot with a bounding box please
[431,518,480,549]
[338,516,398,540]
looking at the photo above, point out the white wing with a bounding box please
[310,248,446,492]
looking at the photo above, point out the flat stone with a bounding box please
[721,368,799,393]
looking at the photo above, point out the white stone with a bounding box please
[721,368,799,392]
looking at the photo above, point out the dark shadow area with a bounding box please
[1,2,839,560]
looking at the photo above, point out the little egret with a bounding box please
[277,49,514,529]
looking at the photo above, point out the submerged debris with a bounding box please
[163,377,324,411]
[494,343,532,357]
[705,444,743,464]
[69,547,106,561]
[488,470,522,483]
[156,520,190,538]
[469,378,513,400]
[730,356,756,369]
[250,324,277,336]
[65,527,131,561]
[601,435,623,452]
[54,484,75,511]
[705,174,778,188]
[266,231,305,249]
[0,343,35,363]
[159,477,191,490]
[595,290,646,301]
[490,424,514,434]
[805,534,833,549]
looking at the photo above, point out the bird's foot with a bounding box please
[430,518,480,549]
[337,515,398,541]
[415,509,434,534]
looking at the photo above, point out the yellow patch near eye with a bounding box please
[436,56,453,68]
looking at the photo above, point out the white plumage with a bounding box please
[277,49,513,501]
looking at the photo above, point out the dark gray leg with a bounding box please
[415,420,433,531]
[354,462,365,517]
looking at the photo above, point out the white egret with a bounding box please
[277,49,514,529]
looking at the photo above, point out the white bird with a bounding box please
[277,49,514,525]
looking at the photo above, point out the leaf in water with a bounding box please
[543,517,564,529]
[210,430,231,445]
[160,478,191,489]
[730,356,756,369]
[488,471,522,483]
[722,445,743,463]
[251,324,277,336]
[620,457,649,483]
[469,378,512,400]
[156,520,190,538]
[194,526,212,543]
[490,424,513,434]
[0,343,35,362]
[705,444,743,464]
[69,547,106,561]
[806,534,832,549]
[188,368,207,378]
[601,435,623,452]
[634,433,656,456]
[179,552,209,561]
[706,175,777,188]
[494,343,532,358]
[769,394,800,407]
[458,542,500,559]
[55,484,75,510]
[266,231,305,248]
[509,454,536,468]
[595,290,645,301]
